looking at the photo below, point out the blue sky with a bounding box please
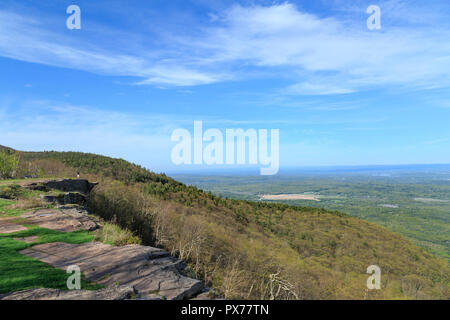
[1,0,450,173]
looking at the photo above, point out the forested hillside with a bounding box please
[1,146,449,300]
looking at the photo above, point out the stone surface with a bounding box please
[0,285,135,300]
[191,289,224,300]
[21,207,99,232]
[19,242,204,300]
[0,220,27,234]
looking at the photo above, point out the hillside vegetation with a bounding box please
[1,146,449,300]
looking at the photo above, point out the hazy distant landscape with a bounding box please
[174,165,450,260]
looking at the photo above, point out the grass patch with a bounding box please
[0,198,13,210]
[0,179,27,186]
[0,198,28,217]
[0,184,55,217]
[3,225,96,245]
[0,226,101,294]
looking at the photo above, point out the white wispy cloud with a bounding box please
[285,82,356,96]
[194,2,450,94]
[0,1,449,93]
[0,10,219,87]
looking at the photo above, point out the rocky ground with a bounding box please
[0,285,136,300]
[0,179,216,300]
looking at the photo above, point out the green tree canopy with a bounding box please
[0,150,19,179]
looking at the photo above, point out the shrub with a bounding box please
[0,185,23,200]
[0,150,19,179]
[95,222,142,246]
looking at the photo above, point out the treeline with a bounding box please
[21,151,178,185]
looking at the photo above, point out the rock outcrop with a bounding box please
[42,179,97,194]
[26,179,97,206]
[40,192,87,206]
[25,179,97,194]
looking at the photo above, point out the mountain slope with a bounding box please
[2,146,449,299]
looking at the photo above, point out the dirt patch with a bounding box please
[260,194,320,201]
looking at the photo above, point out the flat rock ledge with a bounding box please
[17,242,205,300]
[21,207,99,232]
[0,285,135,300]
